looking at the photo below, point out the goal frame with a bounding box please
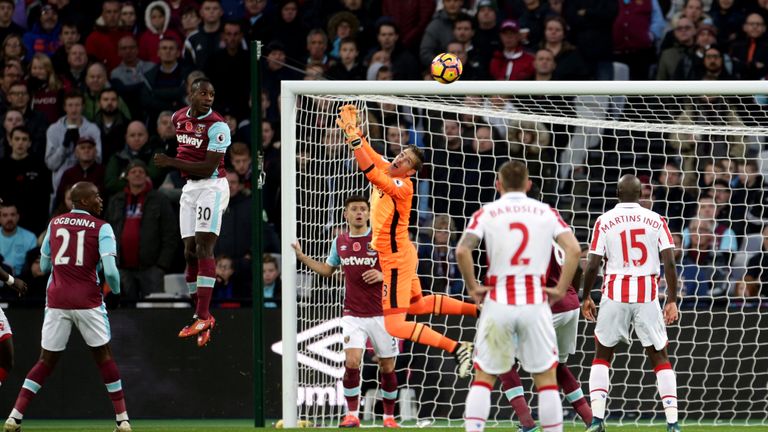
[279,80,768,427]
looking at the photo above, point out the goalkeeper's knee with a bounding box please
[384,313,418,340]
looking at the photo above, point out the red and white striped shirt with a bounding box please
[465,192,571,305]
[589,202,674,303]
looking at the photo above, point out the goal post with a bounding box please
[279,80,768,428]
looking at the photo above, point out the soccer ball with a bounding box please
[431,53,463,84]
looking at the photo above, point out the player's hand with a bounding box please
[544,285,567,304]
[581,296,597,322]
[290,242,305,259]
[663,302,679,325]
[362,269,383,284]
[469,284,489,305]
[153,153,173,168]
[335,105,362,148]
[11,278,27,296]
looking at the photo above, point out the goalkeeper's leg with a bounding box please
[407,294,478,317]
[499,367,536,429]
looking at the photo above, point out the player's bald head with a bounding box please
[498,160,528,191]
[617,174,642,202]
[70,181,97,204]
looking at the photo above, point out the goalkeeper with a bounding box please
[336,105,477,378]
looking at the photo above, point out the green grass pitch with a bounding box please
[11,420,766,431]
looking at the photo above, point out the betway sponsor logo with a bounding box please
[340,256,377,267]
[177,134,203,148]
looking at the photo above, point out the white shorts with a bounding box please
[180,177,230,238]
[341,315,399,358]
[553,308,579,363]
[0,307,13,341]
[473,300,558,375]
[594,297,668,351]
[41,305,111,352]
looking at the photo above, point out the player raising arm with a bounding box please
[582,175,680,432]
[292,195,400,428]
[456,161,581,432]
[336,104,478,378]
[153,78,231,347]
[4,182,131,432]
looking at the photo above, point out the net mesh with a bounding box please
[289,92,768,427]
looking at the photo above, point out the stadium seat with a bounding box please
[163,273,189,296]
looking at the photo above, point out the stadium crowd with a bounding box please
[0,0,766,308]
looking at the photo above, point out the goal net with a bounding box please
[279,81,768,428]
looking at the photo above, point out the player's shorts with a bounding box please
[0,307,13,342]
[341,315,399,358]
[179,177,230,238]
[473,300,558,375]
[379,244,423,314]
[552,308,579,363]
[594,297,668,351]
[41,305,111,352]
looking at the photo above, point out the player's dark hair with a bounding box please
[405,145,425,173]
[191,77,213,93]
[344,195,369,209]
[499,160,528,190]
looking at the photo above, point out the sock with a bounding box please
[342,367,360,417]
[98,359,128,418]
[464,381,491,432]
[12,361,52,417]
[589,359,610,420]
[499,368,536,428]
[380,371,398,418]
[407,295,477,317]
[185,262,198,307]
[557,363,592,426]
[384,313,457,353]
[195,257,216,319]
[654,362,678,424]
[538,386,563,432]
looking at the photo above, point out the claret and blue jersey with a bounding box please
[172,107,231,180]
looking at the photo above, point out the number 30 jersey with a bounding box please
[41,209,116,309]
[589,202,674,303]
[465,192,571,305]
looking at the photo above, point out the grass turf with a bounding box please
[9,420,766,431]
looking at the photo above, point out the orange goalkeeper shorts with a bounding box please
[380,243,422,315]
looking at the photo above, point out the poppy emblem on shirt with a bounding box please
[195,124,206,134]
[340,245,347,251]
[184,121,193,132]
[353,242,361,252]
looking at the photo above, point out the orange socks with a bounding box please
[407,295,478,317]
[384,313,458,353]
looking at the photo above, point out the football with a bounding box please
[431,53,463,84]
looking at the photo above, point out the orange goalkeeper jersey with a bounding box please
[356,141,413,254]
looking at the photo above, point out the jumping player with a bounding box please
[4,182,131,432]
[153,78,231,347]
[582,175,680,432]
[456,161,581,432]
[292,195,400,428]
[336,105,478,378]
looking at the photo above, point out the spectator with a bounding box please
[184,0,223,68]
[382,0,435,54]
[489,20,535,81]
[245,0,272,43]
[445,39,487,80]
[269,0,308,62]
[652,161,697,231]
[710,0,746,47]
[82,62,131,122]
[1,33,25,67]
[60,43,88,90]
[0,202,36,275]
[0,108,21,158]
[0,0,23,46]
[20,249,47,304]
[261,41,300,119]
[684,195,738,253]
[674,23,734,79]
[0,126,51,234]
[94,88,131,164]
[22,3,60,61]
[666,0,712,40]
[698,45,734,79]
[85,0,131,70]
[305,28,330,68]
[105,121,163,195]
[418,214,462,295]
[205,20,249,119]
[452,13,485,76]
[6,82,47,158]
[179,4,201,41]
[657,17,696,80]
[327,11,359,62]
[533,48,556,80]
[110,35,154,119]
[45,90,102,197]
[681,218,729,298]
[166,0,198,36]
[119,2,139,36]
[28,53,66,124]
[327,38,365,80]
[262,253,281,308]
[730,159,768,235]
[735,225,768,297]
[105,159,177,303]
[213,254,237,303]
[730,13,768,79]
[564,0,618,80]
[149,110,178,157]
[370,21,420,80]
[215,172,253,263]
[540,16,590,79]
[141,38,190,123]
[50,20,80,75]
[612,0,665,80]
[0,59,22,105]
[54,136,106,210]
[472,0,500,68]
[138,1,182,64]
[420,0,463,66]
[518,0,554,49]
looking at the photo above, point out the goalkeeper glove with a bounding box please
[335,104,363,150]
